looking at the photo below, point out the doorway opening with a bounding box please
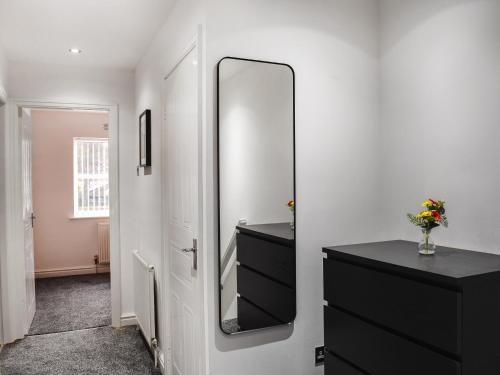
[28,108,111,335]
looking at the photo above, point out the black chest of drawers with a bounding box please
[323,240,500,375]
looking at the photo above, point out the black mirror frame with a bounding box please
[216,56,296,335]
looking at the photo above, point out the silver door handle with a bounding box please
[181,239,198,270]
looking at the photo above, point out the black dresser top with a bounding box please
[323,240,500,281]
[237,222,294,245]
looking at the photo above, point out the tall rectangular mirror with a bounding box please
[217,57,295,334]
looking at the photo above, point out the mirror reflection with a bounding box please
[218,57,295,334]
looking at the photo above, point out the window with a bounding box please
[73,138,109,218]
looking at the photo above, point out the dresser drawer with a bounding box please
[325,352,365,375]
[237,265,295,322]
[324,306,460,375]
[237,297,281,331]
[324,258,461,355]
[237,232,294,286]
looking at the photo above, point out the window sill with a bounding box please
[69,216,110,220]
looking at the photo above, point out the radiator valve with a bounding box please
[151,338,159,368]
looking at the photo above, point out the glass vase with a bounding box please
[418,229,436,255]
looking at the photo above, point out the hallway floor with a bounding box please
[0,274,158,375]
[0,326,158,375]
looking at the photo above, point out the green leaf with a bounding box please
[441,216,449,228]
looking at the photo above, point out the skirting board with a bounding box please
[120,313,138,327]
[35,264,110,278]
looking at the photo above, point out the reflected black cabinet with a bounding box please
[236,223,295,331]
[323,240,500,375]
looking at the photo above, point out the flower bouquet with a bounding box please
[287,200,295,231]
[407,199,448,255]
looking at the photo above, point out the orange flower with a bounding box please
[431,210,441,220]
[287,200,294,207]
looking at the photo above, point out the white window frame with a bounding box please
[73,137,110,218]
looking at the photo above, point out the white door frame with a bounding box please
[0,84,7,344]
[0,99,121,344]
[160,26,207,374]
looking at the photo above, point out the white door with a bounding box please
[22,108,36,332]
[164,46,204,375]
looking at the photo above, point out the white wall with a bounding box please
[205,1,382,374]
[133,0,205,361]
[380,0,500,253]
[7,61,137,317]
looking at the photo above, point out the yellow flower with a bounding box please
[416,211,432,218]
[422,200,433,207]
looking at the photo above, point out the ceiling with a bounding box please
[0,0,175,70]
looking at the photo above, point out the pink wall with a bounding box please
[32,109,109,277]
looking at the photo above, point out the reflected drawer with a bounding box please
[237,296,281,331]
[237,232,294,286]
[323,258,461,355]
[324,306,460,375]
[237,265,295,322]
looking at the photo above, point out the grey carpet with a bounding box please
[221,318,240,334]
[0,326,160,375]
[29,273,111,335]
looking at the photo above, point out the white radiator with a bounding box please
[133,250,158,365]
[98,222,110,264]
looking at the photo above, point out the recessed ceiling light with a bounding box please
[69,48,83,55]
